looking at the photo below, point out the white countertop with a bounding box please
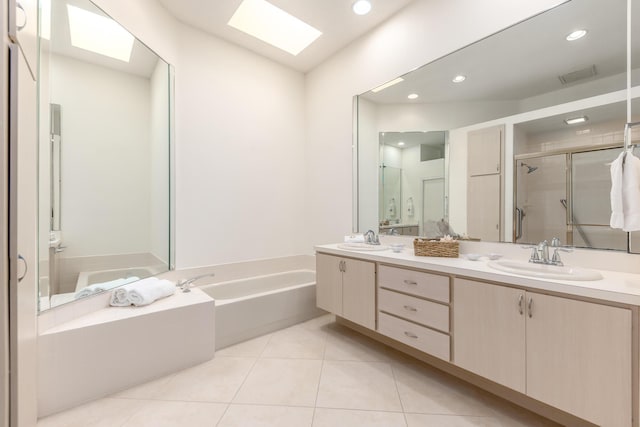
[315,244,640,306]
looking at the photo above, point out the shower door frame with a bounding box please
[514,142,634,247]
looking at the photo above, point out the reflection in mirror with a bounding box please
[378,131,447,237]
[514,101,638,250]
[355,0,639,252]
[38,0,173,310]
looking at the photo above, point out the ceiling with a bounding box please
[360,0,632,106]
[155,0,414,72]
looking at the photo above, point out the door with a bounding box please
[467,126,502,176]
[7,0,39,423]
[453,279,526,393]
[525,293,632,426]
[422,178,444,225]
[341,258,375,329]
[316,253,343,314]
[467,174,500,241]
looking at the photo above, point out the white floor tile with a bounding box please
[312,408,407,427]
[121,400,227,427]
[216,334,273,358]
[110,374,176,400]
[316,361,402,411]
[37,398,141,427]
[405,413,501,427]
[233,358,322,406]
[323,324,398,362]
[392,362,494,416]
[151,356,255,403]
[217,404,314,427]
[261,324,328,359]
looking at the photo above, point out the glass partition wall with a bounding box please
[38,0,173,310]
[355,0,640,253]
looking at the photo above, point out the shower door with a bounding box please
[515,154,567,245]
[571,148,628,250]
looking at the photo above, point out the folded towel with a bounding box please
[610,150,640,231]
[127,278,175,306]
[75,276,140,299]
[344,234,365,243]
[623,151,640,231]
[610,151,625,229]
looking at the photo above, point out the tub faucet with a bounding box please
[177,273,215,293]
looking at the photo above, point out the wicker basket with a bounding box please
[413,238,459,257]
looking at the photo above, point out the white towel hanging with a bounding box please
[610,149,640,231]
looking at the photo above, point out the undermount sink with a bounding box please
[337,243,389,251]
[488,259,603,281]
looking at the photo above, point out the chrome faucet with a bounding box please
[527,238,572,266]
[364,229,380,245]
[176,272,215,293]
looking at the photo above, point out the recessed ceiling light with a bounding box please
[371,77,404,93]
[566,29,587,41]
[398,142,405,146]
[228,0,322,56]
[407,93,419,100]
[564,116,588,125]
[452,75,466,83]
[352,0,372,15]
[67,4,134,62]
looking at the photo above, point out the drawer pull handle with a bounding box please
[403,305,417,312]
[403,280,417,285]
[404,331,418,339]
[518,294,524,315]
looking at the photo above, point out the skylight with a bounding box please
[67,4,134,62]
[228,0,322,56]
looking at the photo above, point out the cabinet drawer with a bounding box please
[378,288,449,332]
[378,265,450,303]
[378,312,450,361]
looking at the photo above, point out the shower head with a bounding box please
[520,162,538,174]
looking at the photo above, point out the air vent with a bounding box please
[558,65,597,85]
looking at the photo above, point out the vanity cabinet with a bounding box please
[453,278,632,427]
[316,253,375,329]
[377,265,451,361]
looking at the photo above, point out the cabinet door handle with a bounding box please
[528,297,533,318]
[404,331,418,339]
[342,261,346,273]
[403,280,417,285]
[403,305,417,312]
[518,294,524,315]
[17,254,27,282]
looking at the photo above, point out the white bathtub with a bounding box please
[199,269,323,349]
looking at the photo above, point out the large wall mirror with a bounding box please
[356,0,640,252]
[38,0,174,310]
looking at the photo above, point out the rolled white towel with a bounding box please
[127,278,176,307]
[110,287,130,307]
[75,276,139,299]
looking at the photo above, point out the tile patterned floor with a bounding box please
[38,315,559,427]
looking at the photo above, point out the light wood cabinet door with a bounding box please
[467,126,502,176]
[467,174,501,241]
[525,292,632,427]
[316,253,343,315]
[342,258,376,329]
[453,279,526,393]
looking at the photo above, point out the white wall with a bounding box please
[306,0,566,247]
[94,0,307,269]
[51,55,151,258]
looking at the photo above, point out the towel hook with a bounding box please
[624,121,640,151]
